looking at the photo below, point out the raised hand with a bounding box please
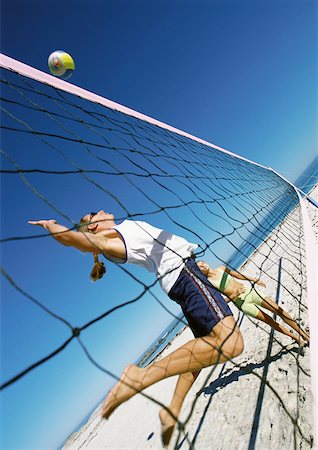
[28,219,57,228]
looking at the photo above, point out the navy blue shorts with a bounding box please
[168,259,233,337]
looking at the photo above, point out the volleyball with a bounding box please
[48,50,75,80]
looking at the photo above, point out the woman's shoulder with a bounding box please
[208,266,223,280]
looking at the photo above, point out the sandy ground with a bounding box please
[63,187,317,450]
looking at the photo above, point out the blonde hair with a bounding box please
[79,217,106,282]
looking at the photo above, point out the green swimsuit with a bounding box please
[211,269,232,291]
[209,269,265,318]
[233,288,265,318]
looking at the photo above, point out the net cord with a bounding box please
[288,183,318,209]
[270,167,317,446]
[0,52,270,170]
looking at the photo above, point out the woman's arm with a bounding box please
[223,266,266,288]
[28,219,116,254]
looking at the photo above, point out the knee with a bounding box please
[221,330,244,359]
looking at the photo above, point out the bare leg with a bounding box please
[255,309,306,346]
[159,371,200,446]
[260,297,310,341]
[101,316,243,419]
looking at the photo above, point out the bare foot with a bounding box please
[159,408,177,447]
[101,365,143,419]
[297,337,306,349]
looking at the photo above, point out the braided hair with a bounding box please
[79,217,106,281]
[90,253,106,281]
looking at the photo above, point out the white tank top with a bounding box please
[111,220,198,293]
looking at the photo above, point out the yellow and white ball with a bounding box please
[48,50,75,80]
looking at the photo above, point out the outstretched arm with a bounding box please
[28,219,114,254]
[223,266,266,288]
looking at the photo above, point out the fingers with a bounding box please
[28,219,57,228]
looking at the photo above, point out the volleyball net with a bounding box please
[0,54,316,449]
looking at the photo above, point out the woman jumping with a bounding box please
[29,211,244,447]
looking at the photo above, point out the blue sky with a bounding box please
[1,1,317,449]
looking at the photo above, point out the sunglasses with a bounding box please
[89,212,97,221]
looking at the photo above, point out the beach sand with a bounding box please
[63,188,316,450]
